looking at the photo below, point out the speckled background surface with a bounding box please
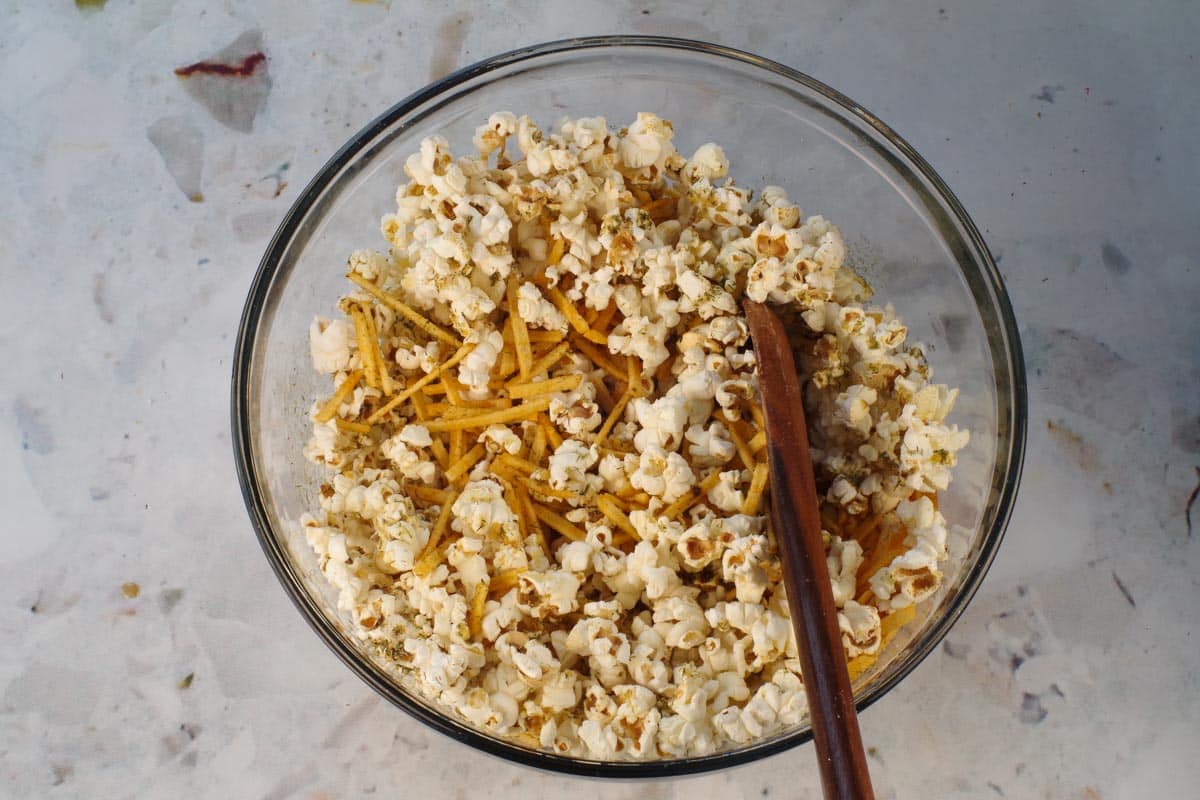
[2,2,1197,798]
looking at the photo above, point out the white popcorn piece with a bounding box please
[838,600,881,658]
[309,317,354,374]
[381,434,438,484]
[451,479,518,538]
[628,446,695,504]
[480,424,522,455]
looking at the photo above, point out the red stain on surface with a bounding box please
[175,52,266,78]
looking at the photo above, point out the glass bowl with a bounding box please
[232,36,1026,778]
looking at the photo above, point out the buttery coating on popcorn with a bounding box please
[301,112,969,759]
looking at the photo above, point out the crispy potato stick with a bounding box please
[741,461,771,515]
[547,236,565,266]
[746,399,766,432]
[497,348,517,379]
[726,420,757,471]
[409,388,430,419]
[495,452,539,476]
[570,335,626,381]
[597,494,639,540]
[467,581,487,640]
[593,387,632,448]
[422,396,554,433]
[408,485,453,505]
[440,375,466,406]
[346,272,461,347]
[335,419,372,434]
[349,306,379,389]
[314,370,365,423]
[498,478,529,537]
[445,443,487,483]
[514,483,550,554]
[532,503,586,541]
[642,196,677,224]
[591,302,618,334]
[611,531,636,549]
[366,341,477,424]
[518,475,580,502]
[449,429,465,467]
[529,424,547,464]
[365,303,396,395]
[358,303,389,394]
[748,429,768,455]
[662,469,726,520]
[488,568,525,599]
[539,416,564,450]
[598,491,632,512]
[545,286,604,342]
[505,276,534,380]
[846,653,874,683]
[627,354,653,398]
[527,329,565,343]
[413,491,460,577]
[513,341,572,385]
[429,438,450,471]
[507,373,582,400]
[598,443,635,459]
[591,374,616,414]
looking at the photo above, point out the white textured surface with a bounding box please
[2,2,1198,798]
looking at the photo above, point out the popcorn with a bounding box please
[827,535,864,608]
[309,318,354,374]
[708,469,747,514]
[481,424,522,455]
[628,446,695,504]
[838,600,881,658]
[515,283,568,331]
[632,395,690,452]
[451,479,518,538]
[300,110,970,762]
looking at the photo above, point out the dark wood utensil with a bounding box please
[743,300,875,800]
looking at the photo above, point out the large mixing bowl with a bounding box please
[232,36,1026,777]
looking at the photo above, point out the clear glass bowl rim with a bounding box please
[231,34,1028,778]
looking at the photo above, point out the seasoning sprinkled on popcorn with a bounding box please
[301,111,969,760]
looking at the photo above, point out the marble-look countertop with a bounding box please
[2,1,1197,798]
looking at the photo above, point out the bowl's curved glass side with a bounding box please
[234,37,1025,777]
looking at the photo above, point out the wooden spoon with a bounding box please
[743,300,875,800]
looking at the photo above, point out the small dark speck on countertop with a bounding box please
[987,782,1005,796]
[51,764,74,785]
[160,587,185,613]
[1101,242,1132,274]
[943,640,968,659]
[1186,466,1200,538]
[1019,693,1048,724]
[1112,572,1136,607]
[1033,84,1064,103]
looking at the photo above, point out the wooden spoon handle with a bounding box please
[745,301,875,800]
